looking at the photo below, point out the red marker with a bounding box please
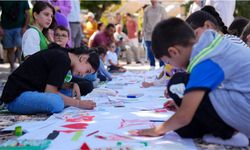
[86,130,99,137]
[95,135,107,140]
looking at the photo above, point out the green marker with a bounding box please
[15,126,22,136]
[64,74,72,82]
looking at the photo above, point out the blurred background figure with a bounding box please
[205,0,236,27]
[0,1,30,71]
[143,0,166,69]
[67,0,82,48]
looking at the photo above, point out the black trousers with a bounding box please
[168,72,235,139]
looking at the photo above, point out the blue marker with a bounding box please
[127,95,137,98]
[149,120,165,122]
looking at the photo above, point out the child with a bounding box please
[22,1,55,58]
[186,10,248,47]
[96,46,112,81]
[1,47,99,115]
[241,22,250,47]
[53,25,70,48]
[141,63,182,88]
[106,42,126,73]
[130,18,250,147]
[52,27,95,96]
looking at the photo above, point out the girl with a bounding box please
[22,1,55,58]
[1,46,100,115]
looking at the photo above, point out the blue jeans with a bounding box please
[7,91,64,115]
[145,41,164,67]
[2,28,22,49]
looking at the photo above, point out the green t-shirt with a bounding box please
[0,1,30,29]
[31,27,49,50]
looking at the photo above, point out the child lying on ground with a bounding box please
[1,47,99,115]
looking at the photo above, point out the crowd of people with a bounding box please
[0,0,250,148]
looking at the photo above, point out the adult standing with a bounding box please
[0,1,30,71]
[67,0,82,48]
[205,0,236,27]
[126,13,140,64]
[143,0,166,68]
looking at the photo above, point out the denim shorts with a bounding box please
[2,28,22,49]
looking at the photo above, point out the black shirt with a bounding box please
[1,48,71,103]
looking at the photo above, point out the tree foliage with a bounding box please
[235,1,250,19]
[80,0,121,21]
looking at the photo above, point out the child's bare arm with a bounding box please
[45,84,96,110]
[108,59,119,67]
[131,90,205,136]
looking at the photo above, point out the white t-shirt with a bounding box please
[205,0,236,27]
[22,28,40,57]
[106,51,118,66]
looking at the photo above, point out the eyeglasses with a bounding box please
[54,33,68,38]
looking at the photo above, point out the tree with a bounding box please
[80,0,121,21]
[235,1,250,19]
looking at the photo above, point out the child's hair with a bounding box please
[68,46,100,71]
[241,22,250,43]
[33,1,56,35]
[186,10,219,31]
[54,25,70,37]
[32,1,55,21]
[201,5,228,34]
[228,17,249,37]
[96,46,107,56]
[152,17,195,59]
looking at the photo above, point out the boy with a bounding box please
[130,18,250,146]
[106,42,126,73]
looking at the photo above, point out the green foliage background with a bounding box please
[80,0,121,21]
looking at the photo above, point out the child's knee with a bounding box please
[46,94,64,113]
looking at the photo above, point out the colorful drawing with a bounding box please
[56,130,82,134]
[66,115,94,122]
[62,123,88,129]
[118,119,155,129]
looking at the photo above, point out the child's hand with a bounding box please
[164,88,169,98]
[129,127,164,137]
[141,82,154,88]
[163,100,178,111]
[78,100,96,110]
[72,83,81,100]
